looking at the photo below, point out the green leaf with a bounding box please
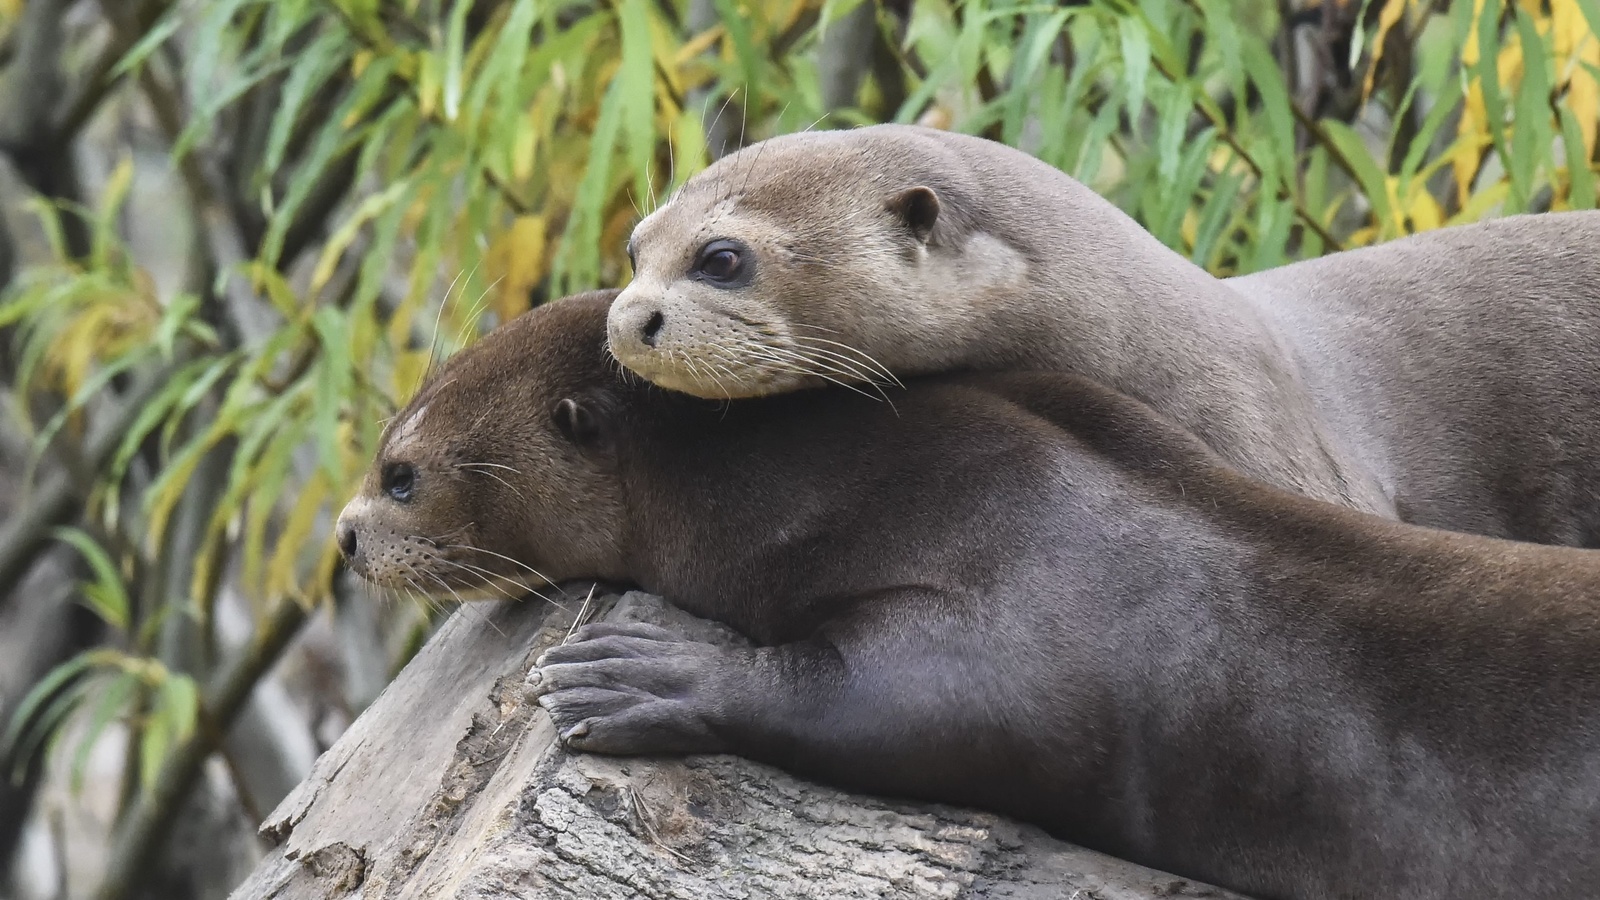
[1,650,107,782]
[1239,34,1295,185]
[1559,105,1597,210]
[260,27,351,177]
[442,0,473,121]
[112,13,185,78]
[310,307,354,485]
[68,672,138,793]
[1193,168,1245,269]
[618,0,658,205]
[1509,9,1552,213]
[1472,0,1516,207]
[48,527,131,631]
[1321,120,1394,233]
[157,674,199,746]
[1118,15,1151,127]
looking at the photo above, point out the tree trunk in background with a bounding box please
[226,590,1249,900]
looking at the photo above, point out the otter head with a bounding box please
[335,291,629,601]
[608,125,1020,400]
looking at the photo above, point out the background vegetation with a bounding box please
[0,0,1592,896]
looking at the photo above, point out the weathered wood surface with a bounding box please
[228,588,1250,900]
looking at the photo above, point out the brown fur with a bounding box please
[339,292,1600,900]
[610,124,1600,545]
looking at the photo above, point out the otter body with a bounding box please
[339,293,1600,900]
[610,124,1600,544]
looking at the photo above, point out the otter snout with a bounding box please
[607,291,668,358]
[334,500,367,574]
[336,516,357,559]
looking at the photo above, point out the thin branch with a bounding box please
[0,370,170,597]
[89,594,310,900]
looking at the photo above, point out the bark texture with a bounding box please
[227,589,1249,900]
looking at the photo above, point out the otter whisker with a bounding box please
[424,521,477,546]
[402,572,452,621]
[422,261,483,386]
[738,342,891,403]
[444,544,558,587]
[457,465,530,503]
[781,344,898,398]
[685,349,737,400]
[420,569,470,606]
[779,342,882,384]
[431,559,522,602]
[787,322,843,335]
[415,568,505,635]
[434,557,572,612]
[454,277,503,349]
[750,351,889,404]
[456,461,523,475]
[788,336,904,388]
[677,350,732,399]
[703,88,737,161]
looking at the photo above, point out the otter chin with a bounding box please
[334,289,631,601]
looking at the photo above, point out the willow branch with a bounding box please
[89,595,310,900]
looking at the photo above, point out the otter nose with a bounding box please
[607,293,667,355]
[336,519,357,560]
[641,310,664,347]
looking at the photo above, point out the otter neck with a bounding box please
[930,188,1389,513]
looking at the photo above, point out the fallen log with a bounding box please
[227,588,1248,900]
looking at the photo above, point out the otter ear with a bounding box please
[552,398,603,445]
[888,186,940,244]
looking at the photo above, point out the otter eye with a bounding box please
[691,239,752,287]
[382,462,416,503]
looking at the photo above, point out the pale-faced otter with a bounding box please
[608,123,1600,546]
[338,290,1600,900]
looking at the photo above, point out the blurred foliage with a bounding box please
[0,0,1596,889]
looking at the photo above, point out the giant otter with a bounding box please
[607,124,1600,545]
[337,291,1600,900]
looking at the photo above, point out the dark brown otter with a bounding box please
[338,291,1600,900]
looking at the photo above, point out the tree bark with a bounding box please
[227,589,1249,900]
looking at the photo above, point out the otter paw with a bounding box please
[528,622,732,756]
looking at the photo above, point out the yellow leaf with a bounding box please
[416,50,440,119]
[1180,208,1200,250]
[491,215,547,322]
[1361,0,1413,104]
[1404,181,1443,232]
[674,24,725,66]
[391,348,431,404]
[267,470,329,599]
[513,106,540,184]
[1448,180,1512,226]
[1347,224,1380,248]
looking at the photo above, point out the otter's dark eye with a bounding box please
[691,239,752,287]
[382,462,416,503]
